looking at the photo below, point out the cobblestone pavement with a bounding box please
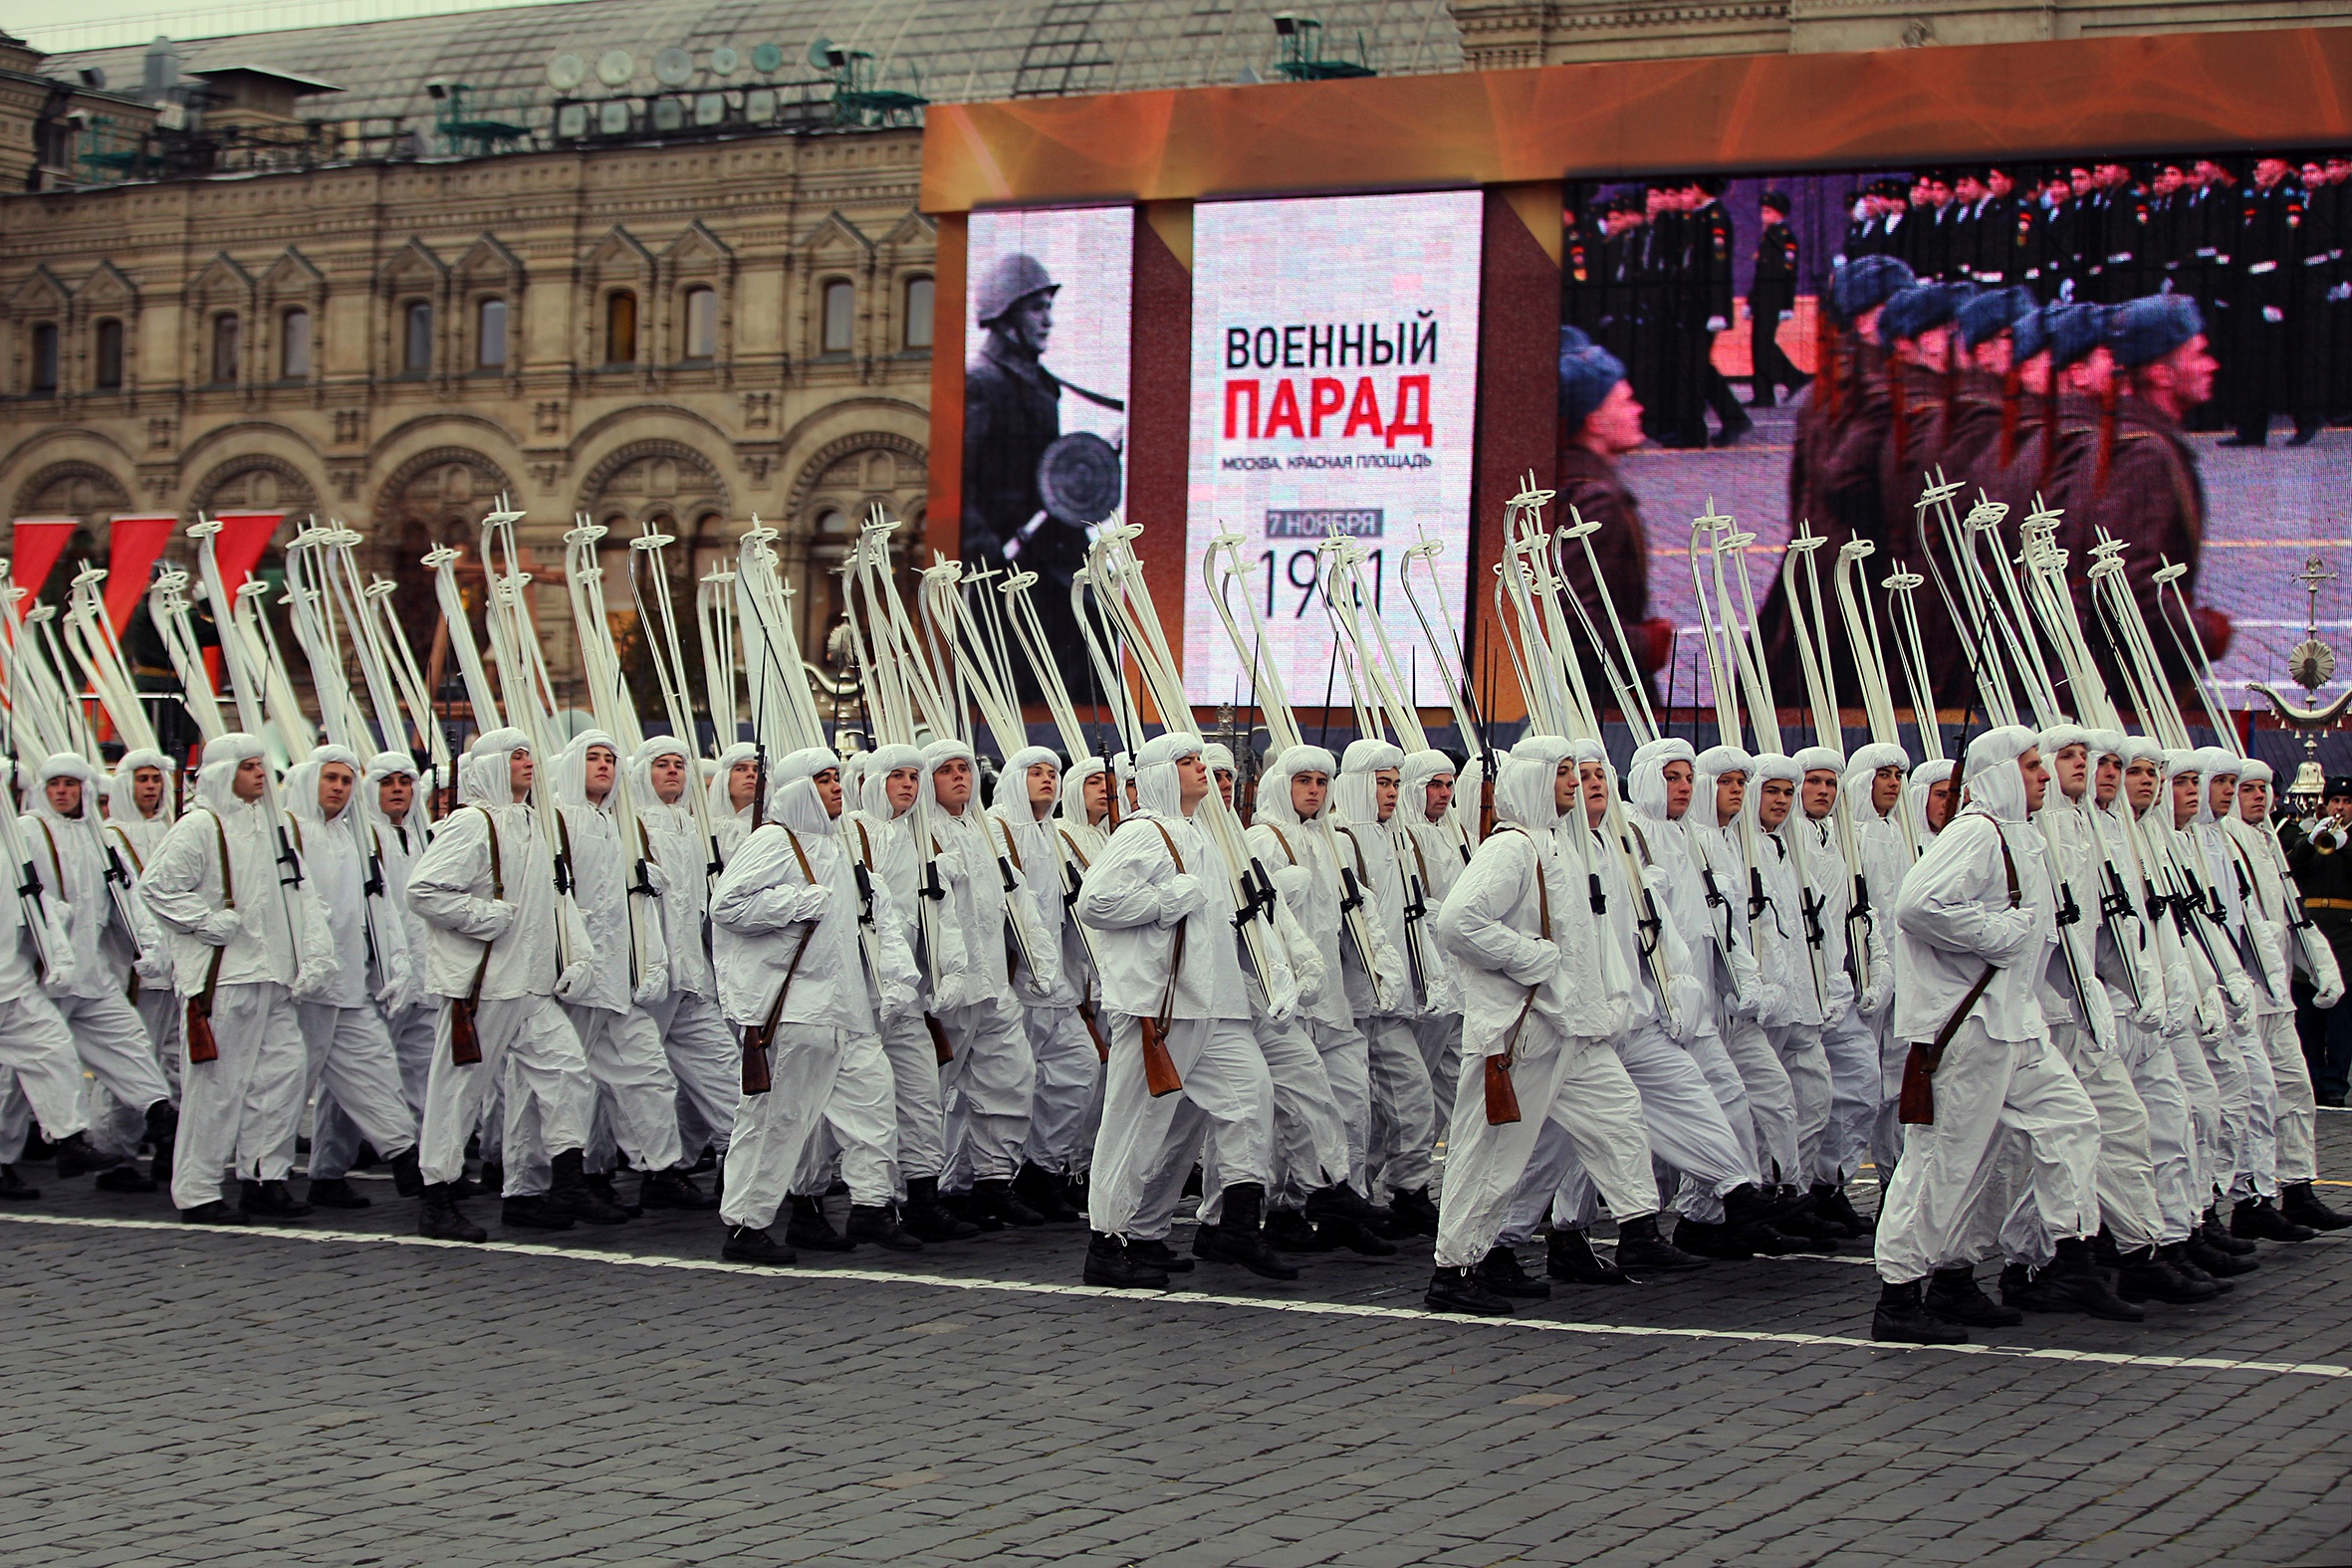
[6,1118,2352,1567]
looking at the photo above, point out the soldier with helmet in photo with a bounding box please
[960,251,1125,695]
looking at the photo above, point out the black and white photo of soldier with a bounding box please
[961,250,1127,703]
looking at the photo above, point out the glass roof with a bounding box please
[52,0,1463,140]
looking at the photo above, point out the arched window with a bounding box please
[903,276,934,349]
[477,298,508,367]
[605,291,637,364]
[402,300,432,373]
[821,279,853,354]
[210,313,241,383]
[30,324,59,394]
[682,285,717,360]
[95,319,123,390]
[280,308,312,379]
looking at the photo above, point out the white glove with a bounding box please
[2196,988,2226,1039]
[2318,980,2345,1009]
[2225,974,2255,1016]
[196,909,242,947]
[632,960,669,1007]
[1755,981,1789,1025]
[1706,315,1729,334]
[1160,874,1209,926]
[1272,864,1312,900]
[1666,973,1706,1042]
[475,899,518,942]
[556,959,598,1002]
[133,946,172,984]
[880,980,919,1020]
[1263,953,1299,1022]
[375,971,421,1018]
[293,951,342,1002]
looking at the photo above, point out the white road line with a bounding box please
[5,1211,2347,1382]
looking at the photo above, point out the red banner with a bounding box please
[105,514,177,634]
[7,518,82,602]
[209,511,283,594]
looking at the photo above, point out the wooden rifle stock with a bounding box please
[450,804,501,1065]
[1138,1012,1184,1098]
[925,1011,954,1064]
[1483,1050,1522,1125]
[1076,999,1108,1063]
[187,812,235,1064]
[1899,825,2017,1126]
[743,826,819,1094]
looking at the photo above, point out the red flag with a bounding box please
[8,518,82,602]
[105,514,177,635]
[210,512,283,595]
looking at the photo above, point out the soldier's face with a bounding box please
[2240,781,2270,820]
[2209,774,2237,818]
[1800,770,1837,819]
[1026,762,1058,813]
[1425,775,1454,818]
[584,744,616,802]
[2126,760,2160,810]
[1971,336,2012,377]
[2193,160,2225,186]
[1716,772,1746,826]
[885,766,920,814]
[1292,771,1328,820]
[1987,169,2012,197]
[2069,167,2095,196]
[1925,179,1952,207]
[380,774,416,818]
[1955,176,1988,203]
[1215,769,1234,808]
[1761,205,1788,227]
[933,758,973,810]
[1005,292,1054,354]
[1081,770,1108,822]
[650,754,687,803]
[1375,769,1399,823]
[2018,749,2049,814]
[131,766,165,814]
[2094,754,2122,807]
[1580,760,1610,825]
[1925,780,1958,832]
[2145,335,2218,413]
[507,749,534,802]
[2305,163,2327,190]
[1757,779,1794,831]
[2330,158,2352,185]
[1872,766,1905,814]
[2328,792,2352,824]
[1553,761,1579,817]
[1662,760,1693,821]
[2053,743,2089,801]
[813,768,843,819]
[2153,167,2183,196]
[1580,379,1646,457]
[728,760,758,810]
[318,762,355,818]
[45,777,81,817]
[2172,773,2201,827]
[2255,158,2290,189]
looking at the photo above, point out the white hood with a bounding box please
[1255,744,1337,827]
[1132,733,1200,818]
[1962,725,2039,824]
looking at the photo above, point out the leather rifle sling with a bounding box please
[185,813,234,1064]
[1899,825,2018,1126]
[1486,826,1548,1127]
[743,825,820,1095]
[1136,820,1187,1098]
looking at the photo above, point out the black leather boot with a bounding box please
[1263,1208,1331,1253]
[786,1194,856,1251]
[1999,1261,2063,1312]
[145,1100,177,1186]
[501,1192,574,1229]
[389,1146,423,1200]
[971,1177,1046,1228]
[1719,1183,1806,1255]
[305,1177,373,1210]
[1317,1215,1399,1255]
[417,1182,487,1242]
[2041,1237,2145,1321]
[2161,1240,2233,1293]
[0,1164,40,1201]
[2116,1244,2219,1304]
[899,1176,981,1241]
[1012,1161,1083,1223]
[53,1130,125,1180]
[1476,1244,1552,1300]
[2203,1206,2257,1254]
[1129,1236,1195,1274]
[846,1203,923,1251]
[2183,1233,2257,1278]
[2234,1196,2316,1243]
[639,1168,720,1212]
[1613,1215,1709,1272]
[552,1151,630,1225]
[1191,1183,1299,1280]
[1385,1186,1440,1237]
[178,1198,250,1226]
[1425,1264,1515,1316]
[96,1165,157,1194]
[1545,1228,1628,1284]
[1304,1181,1392,1229]
[1811,1183,1873,1235]
[238,1178,313,1223]
[2281,1181,2352,1232]
[1925,1264,2022,1326]
[584,1172,643,1219]
[1084,1232,1170,1289]
[1874,1279,1967,1344]
[722,1224,795,1265]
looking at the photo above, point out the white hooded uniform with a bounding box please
[1398,748,1467,1123]
[1747,753,1835,1187]
[990,746,1098,1180]
[2231,758,2338,1192]
[844,743,948,1190]
[1428,736,1653,1272]
[712,748,915,1232]
[2187,747,2284,1210]
[405,729,596,1199]
[281,746,419,1181]
[2162,749,2264,1215]
[311,752,441,1183]
[1689,745,1802,1186]
[138,735,314,1212]
[1843,742,1922,1177]
[2125,741,2224,1243]
[1332,738,1438,1207]
[553,730,686,1184]
[1872,727,2101,1287]
[1504,739,1754,1238]
[1077,734,1273,1240]
[707,742,761,864]
[629,736,740,1163]
[102,748,182,1063]
[1795,745,1893,1193]
[19,753,176,1134]
[921,737,1039,1194]
[0,758,95,1165]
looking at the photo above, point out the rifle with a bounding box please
[742,826,819,1094]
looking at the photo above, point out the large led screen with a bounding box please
[1182,190,1484,709]
[962,204,1133,702]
